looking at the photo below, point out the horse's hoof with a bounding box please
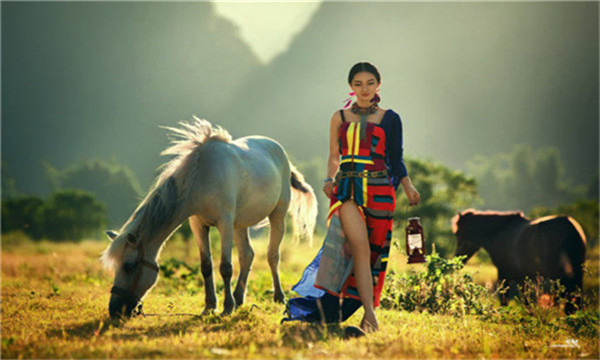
[234,292,245,307]
[201,308,216,316]
[274,293,286,304]
[221,307,235,316]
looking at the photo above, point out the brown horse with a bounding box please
[452,209,586,312]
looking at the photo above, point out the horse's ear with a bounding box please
[461,208,476,217]
[451,213,460,234]
[127,233,137,245]
[105,230,119,241]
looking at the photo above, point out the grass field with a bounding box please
[1,231,599,359]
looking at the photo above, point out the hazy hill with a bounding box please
[2,1,597,203]
[2,1,261,194]
[219,2,598,184]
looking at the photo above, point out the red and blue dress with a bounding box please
[283,109,408,323]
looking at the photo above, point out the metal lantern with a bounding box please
[406,217,426,264]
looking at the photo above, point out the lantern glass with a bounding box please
[406,217,426,264]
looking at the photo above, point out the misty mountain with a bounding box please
[2,1,597,204]
[2,1,261,194]
[218,2,598,185]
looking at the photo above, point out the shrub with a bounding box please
[42,190,106,241]
[44,158,142,227]
[565,308,599,338]
[1,195,45,239]
[2,190,107,242]
[381,249,502,317]
[496,277,599,338]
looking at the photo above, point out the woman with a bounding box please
[284,62,420,335]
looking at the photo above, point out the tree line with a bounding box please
[2,147,597,254]
[2,190,105,242]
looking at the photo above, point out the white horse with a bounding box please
[101,117,317,318]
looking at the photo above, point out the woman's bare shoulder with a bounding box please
[330,109,343,124]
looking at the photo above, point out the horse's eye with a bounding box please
[123,262,137,272]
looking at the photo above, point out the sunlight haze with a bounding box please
[213,1,322,63]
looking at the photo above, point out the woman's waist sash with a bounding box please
[335,169,388,182]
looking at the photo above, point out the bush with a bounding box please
[42,190,106,241]
[495,277,599,338]
[1,195,45,239]
[44,158,142,227]
[512,276,569,326]
[565,308,599,338]
[381,249,502,317]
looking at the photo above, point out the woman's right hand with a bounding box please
[322,181,334,198]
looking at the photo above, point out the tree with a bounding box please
[1,195,45,239]
[397,158,480,257]
[44,158,142,227]
[42,190,106,242]
[467,145,587,212]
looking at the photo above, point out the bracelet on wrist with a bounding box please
[323,177,334,184]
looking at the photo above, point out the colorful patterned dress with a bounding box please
[283,109,408,323]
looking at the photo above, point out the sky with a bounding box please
[212,1,323,63]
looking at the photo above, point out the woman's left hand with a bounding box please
[404,184,420,206]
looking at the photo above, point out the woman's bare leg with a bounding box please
[338,201,379,332]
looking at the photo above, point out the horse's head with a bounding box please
[451,210,481,263]
[103,230,159,319]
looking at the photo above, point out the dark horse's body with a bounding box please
[452,209,586,312]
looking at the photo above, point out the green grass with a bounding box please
[2,233,599,359]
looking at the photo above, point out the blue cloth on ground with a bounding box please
[291,246,325,298]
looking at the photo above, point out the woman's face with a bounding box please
[349,71,380,103]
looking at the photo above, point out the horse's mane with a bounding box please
[156,116,232,189]
[452,208,528,235]
[101,117,231,270]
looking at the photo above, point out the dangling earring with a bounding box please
[370,90,381,104]
[343,91,355,109]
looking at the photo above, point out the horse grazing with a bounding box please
[101,117,317,319]
[452,209,586,312]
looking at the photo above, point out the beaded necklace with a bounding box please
[350,102,378,140]
[350,102,379,116]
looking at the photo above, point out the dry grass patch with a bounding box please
[2,234,598,358]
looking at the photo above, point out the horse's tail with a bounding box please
[288,162,318,245]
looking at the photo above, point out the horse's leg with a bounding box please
[217,218,236,314]
[497,273,510,306]
[562,266,584,314]
[189,215,217,314]
[267,205,287,304]
[233,227,254,306]
[561,247,585,314]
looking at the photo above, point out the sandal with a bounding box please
[343,325,366,339]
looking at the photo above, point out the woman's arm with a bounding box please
[323,111,342,198]
[400,175,420,206]
[385,111,420,206]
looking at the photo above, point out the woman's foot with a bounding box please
[343,325,366,339]
[360,313,379,333]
